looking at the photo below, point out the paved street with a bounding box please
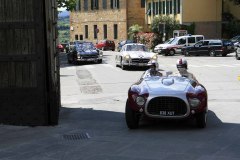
[1,51,240,160]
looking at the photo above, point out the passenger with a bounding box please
[176,58,199,83]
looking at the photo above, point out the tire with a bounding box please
[97,59,102,63]
[185,51,190,57]
[209,50,216,57]
[196,112,207,128]
[125,100,139,129]
[236,52,240,60]
[67,59,72,64]
[102,47,105,51]
[121,59,126,70]
[169,50,175,56]
[222,53,227,57]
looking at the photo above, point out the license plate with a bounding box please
[138,63,145,66]
[160,111,175,116]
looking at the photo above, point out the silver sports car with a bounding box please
[125,75,208,129]
[115,43,158,70]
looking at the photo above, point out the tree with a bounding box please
[151,15,180,45]
[128,24,143,42]
[57,0,77,11]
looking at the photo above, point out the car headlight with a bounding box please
[189,98,201,108]
[124,55,130,60]
[151,55,157,60]
[77,53,81,58]
[135,96,145,106]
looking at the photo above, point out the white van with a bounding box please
[154,35,204,56]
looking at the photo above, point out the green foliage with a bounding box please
[150,15,180,45]
[57,0,77,11]
[223,20,240,38]
[151,15,180,37]
[128,24,143,42]
[58,17,70,43]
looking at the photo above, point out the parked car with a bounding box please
[57,44,64,52]
[182,39,235,57]
[230,35,240,44]
[95,40,115,51]
[235,42,240,60]
[125,75,208,129]
[154,35,204,56]
[117,40,134,52]
[115,43,158,70]
[67,42,103,64]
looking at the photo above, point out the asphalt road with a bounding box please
[59,51,240,160]
[0,51,240,160]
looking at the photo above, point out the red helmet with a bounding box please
[176,58,188,69]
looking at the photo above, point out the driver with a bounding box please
[146,60,162,77]
[176,58,199,83]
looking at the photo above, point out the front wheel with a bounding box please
[125,100,140,129]
[169,50,175,56]
[184,51,190,56]
[209,50,216,57]
[236,52,240,60]
[97,59,102,63]
[196,112,207,128]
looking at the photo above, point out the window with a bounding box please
[111,0,119,9]
[173,0,177,14]
[94,25,98,39]
[75,34,79,40]
[178,38,186,45]
[103,25,107,39]
[91,0,99,10]
[141,0,145,8]
[84,0,88,11]
[159,2,162,14]
[114,24,118,39]
[177,0,181,14]
[156,2,159,15]
[166,0,169,14]
[169,1,172,14]
[147,3,151,15]
[85,25,88,39]
[76,0,81,11]
[196,36,204,42]
[102,0,107,9]
[80,35,83,40]
[188,37,195,44]
[162,1,165,14]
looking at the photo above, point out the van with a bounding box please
[154,35,204,56]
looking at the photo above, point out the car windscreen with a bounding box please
[126,45,147,51]
[76,43,95,51]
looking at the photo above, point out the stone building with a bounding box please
[146,0,222,38]
[70,0,147,44]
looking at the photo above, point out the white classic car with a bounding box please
[115,43,158,70]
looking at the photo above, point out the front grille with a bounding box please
[81,54,98,59]
[147,97,187,116]
[131,58,150,63]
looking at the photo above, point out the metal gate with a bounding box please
[0,0,60,125]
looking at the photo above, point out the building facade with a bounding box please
[70,0,147,44]
[146,0,222,38]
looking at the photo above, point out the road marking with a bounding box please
[220,65,237,68]
[189,64,202,68]
[83,65,95,69]
[204,65,220,68]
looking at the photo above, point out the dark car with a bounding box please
[125,75,208,129]
[230,35,240,44]
[67,42,103,65]
[182,39,235,57]
[95,40,115,51]
[117,40,134,52]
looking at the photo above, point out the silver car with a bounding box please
[235,42,240,60]
[115,43,158,70]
